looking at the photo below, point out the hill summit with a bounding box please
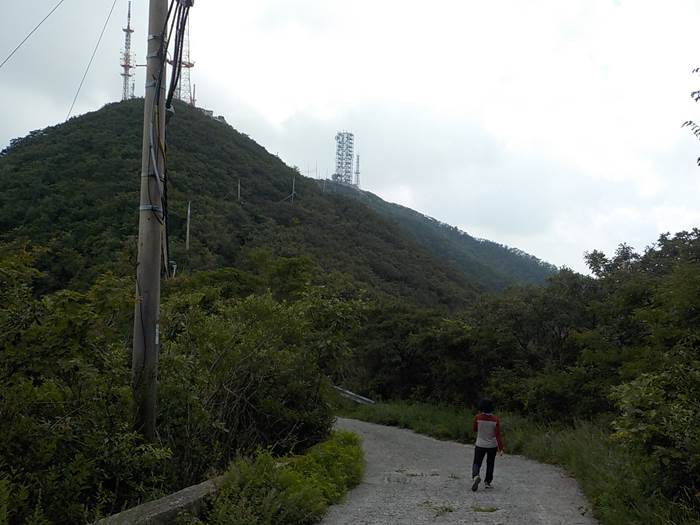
[0,100,556,307]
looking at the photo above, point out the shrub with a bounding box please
[0,247,171,523]
[206,431,363,525]
[612,347,700,502]
[0,248,339,523]
[157,291,336,487]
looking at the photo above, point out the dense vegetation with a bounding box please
[0,245,352,524]
[0,100,553,306]
[333,184,557,289]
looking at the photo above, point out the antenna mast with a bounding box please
[120,1,135,101]
[333,131,354,185]
[172,18,195,105]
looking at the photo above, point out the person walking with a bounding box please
[471,398,504,491]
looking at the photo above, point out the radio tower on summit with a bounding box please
[333,131,355,185]
[120,1,135,101]
[171,16,195,106]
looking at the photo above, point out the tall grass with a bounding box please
[196,431,364,525]
[342,402,700,525]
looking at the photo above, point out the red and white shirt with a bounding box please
[472,413,503,450]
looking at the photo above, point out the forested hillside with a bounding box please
[333,185,556,289]
[0,99,553,307]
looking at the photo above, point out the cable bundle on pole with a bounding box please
[148,0,194,278]
[166,0,193,111]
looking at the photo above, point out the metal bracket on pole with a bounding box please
[139,204,163,213]
[148,34,162,41]
[145,80,157,88]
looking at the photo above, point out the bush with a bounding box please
[0,248,339,523]
[205,431,363,525]
[487,365,613,422]
[612,347,700,502]
[0,247,171,523]
[157,290,336,487]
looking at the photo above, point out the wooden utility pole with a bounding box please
[132,0,168,441]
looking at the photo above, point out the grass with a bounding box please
[186,431,364,525]
[341,401,700,525]
[419,500,455,517]
[341,401,475,443]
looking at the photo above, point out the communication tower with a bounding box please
[120,1,135,101]
[354,154,361,188]
[172,17,195,105]
[333,131,355,185]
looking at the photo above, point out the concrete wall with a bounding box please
[94,476,223,525]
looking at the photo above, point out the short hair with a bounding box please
[478,398,494,413]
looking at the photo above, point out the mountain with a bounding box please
[331,185,556,290]
[0,100,555,308]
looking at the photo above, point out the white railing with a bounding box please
[332,385,375,405]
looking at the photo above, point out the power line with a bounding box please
[66,0,119,120]
[0,0,68,71]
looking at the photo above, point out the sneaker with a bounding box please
[484,482,493,489]
[471,475,481,492]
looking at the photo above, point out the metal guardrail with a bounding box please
[332,385,375,405]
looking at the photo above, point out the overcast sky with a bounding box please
[2,0,700,272]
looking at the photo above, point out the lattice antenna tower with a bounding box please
[174,17,195,106]
[333,131,354,185]
[120,1,135,101]
[354,154,361,188]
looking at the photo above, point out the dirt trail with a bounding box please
[321,418,598,525]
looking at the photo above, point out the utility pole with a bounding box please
[186,201,191,250]
[237,178,241,202]
[132,0,168,441]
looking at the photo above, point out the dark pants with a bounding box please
[472,446,497,483]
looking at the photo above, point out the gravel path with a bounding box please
[321,418,599,525]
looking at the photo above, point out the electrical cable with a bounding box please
[143,9,171,228]
[162,1,192,274]
[136,0,192,278]
[0,0,68,71]
[165,2,191,108]
[149,0,181,275]
[66,0,119,120]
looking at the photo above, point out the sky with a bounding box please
[2,0,700,272]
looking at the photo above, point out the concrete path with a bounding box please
[321,418,598,525]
